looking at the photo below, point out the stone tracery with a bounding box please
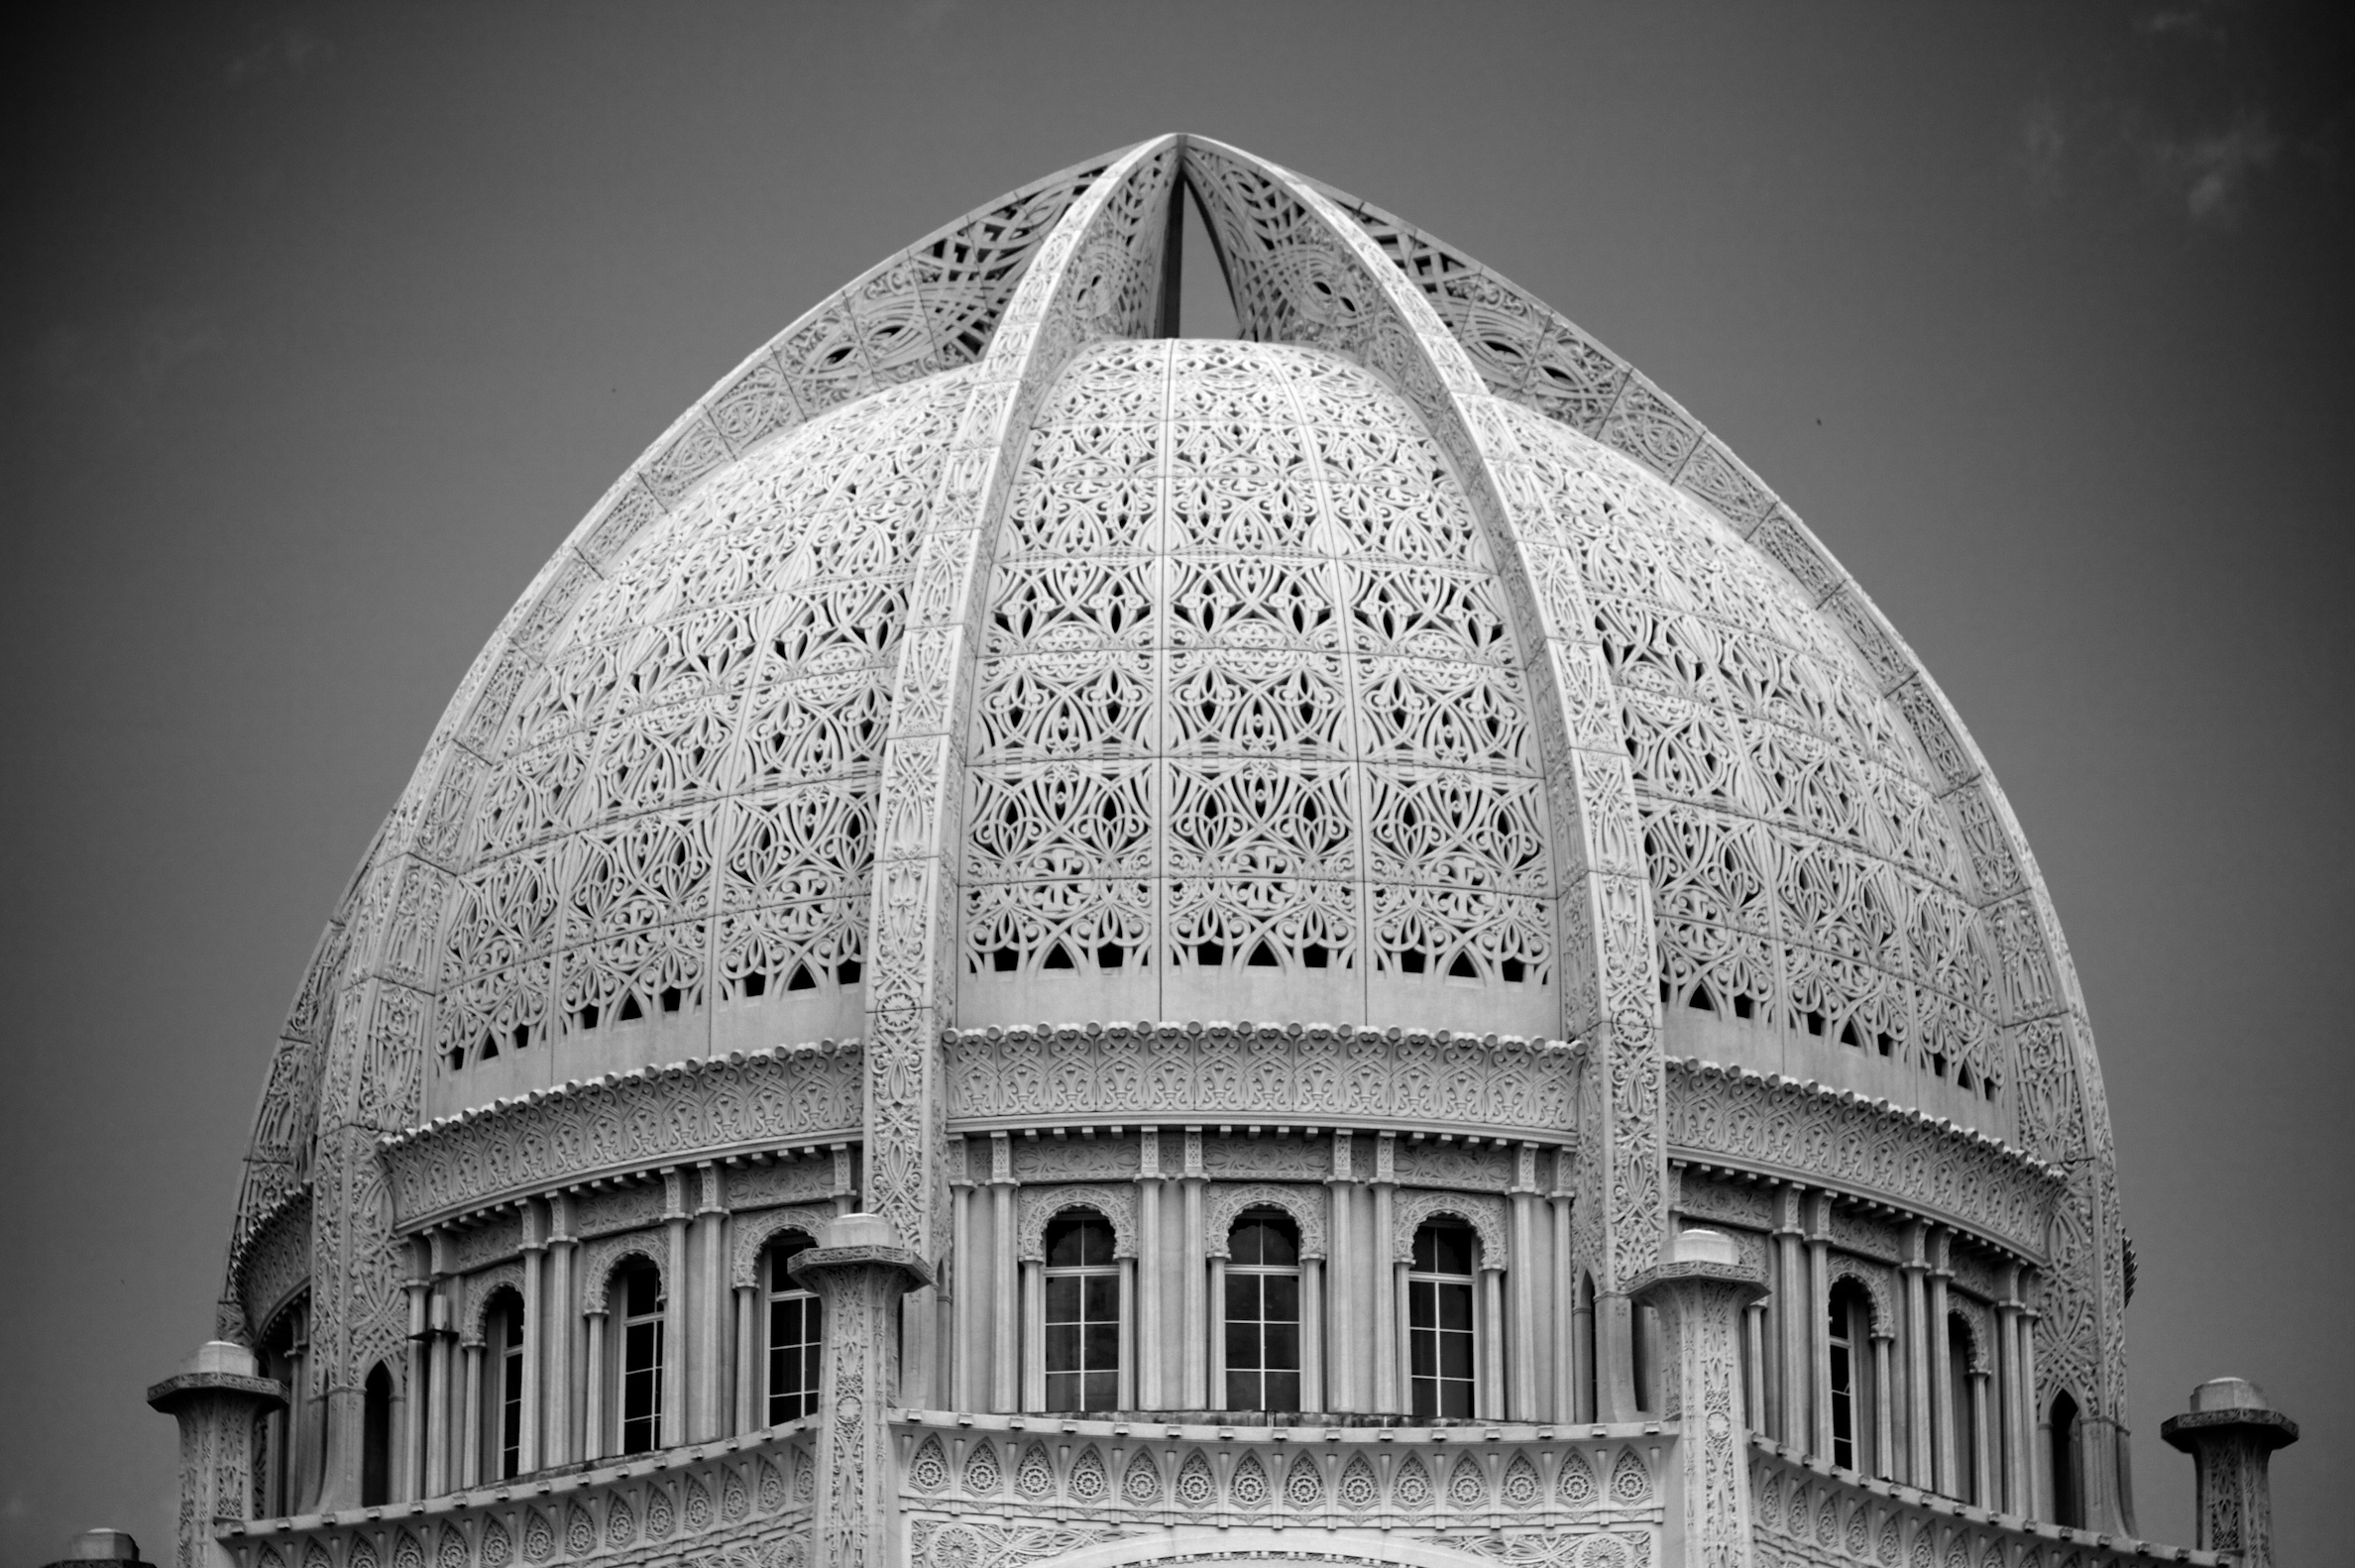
[179,134,2158,1567]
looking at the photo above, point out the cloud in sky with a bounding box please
[27,309,227,431]
[224,27,334,88]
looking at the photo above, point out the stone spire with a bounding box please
[2161,1377,2298,1568]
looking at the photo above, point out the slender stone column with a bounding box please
[1206,1255,1227,1408]
[2019,1306,2042,1519]
[582,1311,607,1462]
[1509,1147,1538,1419]
[1870,1332,1895,1480]
[1772,1184,1807,1449]
[1325,1133,1354,1412]
[518,1204,544,1474]
[733,1286,758,1431]
[148,1343,285,1568]
[988,1134,1018,1413]
[661,1169,689,1448]
[1632,1232,1766,1568]
[1180,1128,1207,1408]
[1551,1153,1576,1421]
[1300,1256,1324,1413]
[1808,1194,1833,1460]
[1117,1259,1138,1410]
[1572,1274,1596,1423]
[950,1135,974,1411]
[423,1291,452,1498]
[1371,1132,1399,1413]
[1020,1260,1046,1411]
[399,1246,430,1502]
[459,1344,484,1488]
[543,1195,576,1468]
[2161,1378,2298,1568]
[1743,1304,1767,1434]
[694,1164,728,1440]
[1927,1227,1956,1497]
[788,1214,935,1568]
[1969,1368,1993,1507]
[1996,1265,2024,1512]
[1480,1266,1507,1421]
[1137,1130,1165,1410]
[1900,1221,1932,1488]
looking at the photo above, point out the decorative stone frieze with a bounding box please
[1665,1061,2060,1256]
[377,1042,863,1228]
[232,1191,311,1342]
[895,1409,1666,1551]
[1749,1436,2218,1568]
[224,1423,816,1568]
[947,1021,1581,1138]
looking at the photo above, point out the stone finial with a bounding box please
[38,1530,148,1568]
[1634,1229,1769,1568]
[148,1342,286,1568]
[2161,1377,2298,1568]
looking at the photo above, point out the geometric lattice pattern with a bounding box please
[436,372,972,1075]
[962,339,1552,1032]
[1501,404,2004,1099]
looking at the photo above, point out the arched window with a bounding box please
[360,1362,393,1508]
[763,1233,823,1423]
[483,1288,526,1481]
[1948,1313,1978,1504]
[1223,1208,1300,1412]
[1043,1213,1119,1412]
[1828,1280,1874,1473]
[616,1260,664,1455]
[1575,1271,1598,1423]
[1407,1221,1477,1419]
[2048,1390,2080,1527]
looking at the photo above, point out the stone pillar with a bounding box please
[661,1169,690,1448]
[788,1213,935,1568]
[544,1195,576,1468]
[2161,1378,2298,1568]
[1807,1194,1833,1460]
[1995,1265,2024,1513]
[1870,1332,1896,1480]
[148,1343,285,1568]
[1743,1303,1767,1434]
[734,1285,759,1431]
[950,1135,975,1410]
[1551,1153,1576,1422]
[1927,1227,1956,1498]
[1117,1258,1138,1410]
[1372,1132,1400,1413]
[988,1134,1018,1413]
[694,1163,728,1439]
[1509,1146,1539,1419]
[582,1310,607,1462]
[1205,1255,1227,1408]
[1020,1260,1045,1411]
[1299,1255,1324,1413]
[1326,1132,1354,1413]
[1772,1184,1808,1449]
[1137,1130,1165,1410]
[1480,1266,1507,1421]
[1632,1232,1766,1568]
[518,1204,545,1474]
[459,1342,483,1488]
[1180,1128,1206,1409]
[1900,1220,1932,1488]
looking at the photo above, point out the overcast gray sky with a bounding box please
[4,4,2348,1563]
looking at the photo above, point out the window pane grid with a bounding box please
[1044,1217,1120,1413]
[766,1239,822,1425]
[1407,1223,1477,1420]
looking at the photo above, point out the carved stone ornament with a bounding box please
[577,1237,664,1314]
[1201,1182,1329,1260]
[1665,1059,2060,1255]
[1014,1184,1140,1262]
[376,1042,863,1228]
[729,1204,836,1289]
[1391,1187,1510,1268]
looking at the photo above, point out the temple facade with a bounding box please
[150,136,2291,1568]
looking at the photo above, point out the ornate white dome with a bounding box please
[228,138,2123,1464]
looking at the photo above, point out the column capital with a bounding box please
[1630,1232,1765,1568]
[149,1344,286,1568]
[2161,1379,2298,1568]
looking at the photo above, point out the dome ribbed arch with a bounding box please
[226,136,2121,1441]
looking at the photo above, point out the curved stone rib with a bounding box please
[219,150,1138,1297]
[859,136,1183,1258]
[1307,177,2123,1431]
[1180,136,1665,1308]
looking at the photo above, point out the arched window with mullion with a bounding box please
[763,1233,823,1423]
[479,1288,526,1481]
[1043,1212,1119,1413]
[1223,1208,1301,1412]
[616,1260,664,1455]
[1827,1279,1875,1475]
[1407,1221,1478,1419]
